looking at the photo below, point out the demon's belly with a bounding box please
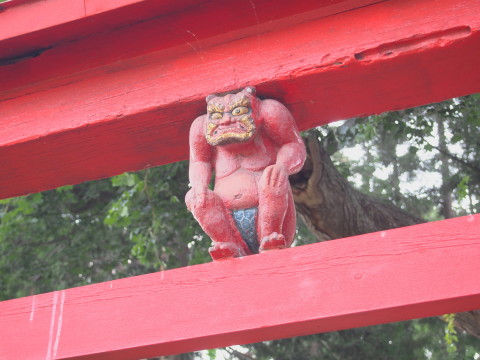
[214,168,261,209]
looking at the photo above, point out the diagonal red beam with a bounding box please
[1,215,479,360]
[1,0,480,199]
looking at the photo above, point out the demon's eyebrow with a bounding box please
[207,103,224,113]
[225,96,250,112]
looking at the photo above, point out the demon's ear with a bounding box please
[244,86,256,95]
[206,94,216,103]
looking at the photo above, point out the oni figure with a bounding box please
[185,86,306,260]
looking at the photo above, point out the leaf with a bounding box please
[111,173,140,187]
[169,195,180,203]
[408,146,418,155]
[119,205,129,217]
[207,349,217,359]
[451,133,462,144]
[456,175,470,200]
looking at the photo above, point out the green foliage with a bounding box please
[0,181,138,300]
[443,314,459,356]
[457,175,471,201]
[317,96,480,220]
[102,163,209,269]
[0,162,210,301]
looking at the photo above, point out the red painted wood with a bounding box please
[1,215,479,359]
[0,0,378,60]
[1,0,479,200]
[0,0,85,42]
[0,0,38,9]
[0,0,202,61]
[0,0,381,93]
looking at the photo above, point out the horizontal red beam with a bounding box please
[1,0,480,199]
[0,0,381,94]
[1,215,479,360]
[0,0,378,60]
[0,0,197,59]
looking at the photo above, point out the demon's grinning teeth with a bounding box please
[206,120,256,146]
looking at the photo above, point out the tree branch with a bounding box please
[424,140,480,176]
[290,136,423,240]
[289,135,480,339]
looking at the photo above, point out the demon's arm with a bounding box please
[187,115,213,206]
[260,99,306,181]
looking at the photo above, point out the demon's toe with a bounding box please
[259,232,286,252]
[209,242,241,260]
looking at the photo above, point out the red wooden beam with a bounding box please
[1,215,479,360]
[0,0,198,59]
[0,0,379,60]
[1,0,480,200]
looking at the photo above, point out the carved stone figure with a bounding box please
[185,86,306,260]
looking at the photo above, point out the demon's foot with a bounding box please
[209,242,243,260]
[259,232,286,252]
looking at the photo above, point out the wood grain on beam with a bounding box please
[0,0,197,59]
[0,0,378,60]
[1,215,479,360]
[1,0,479,199]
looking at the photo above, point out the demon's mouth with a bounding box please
[206,116,256,146]
[212,122,247,135]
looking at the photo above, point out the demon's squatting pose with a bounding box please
[185,87,306,260]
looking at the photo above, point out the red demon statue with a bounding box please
[185,86,306,260]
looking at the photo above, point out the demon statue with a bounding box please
[185,86,306,260]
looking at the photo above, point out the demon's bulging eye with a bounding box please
[231,106,249,116]
[210,112,223,120]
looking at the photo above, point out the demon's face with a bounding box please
[205,88,257,146]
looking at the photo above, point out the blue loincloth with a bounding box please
[231,207,259,254]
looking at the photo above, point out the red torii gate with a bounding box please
[0,0,479,359]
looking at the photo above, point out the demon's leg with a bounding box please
[258,165,293,252]
[185,189,250,259]
[282,189,296,247]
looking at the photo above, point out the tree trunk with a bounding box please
[289,134,480,338]
[290,134,423,241]
[436,112,454,219]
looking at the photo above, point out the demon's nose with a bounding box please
[218,115,233,125]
